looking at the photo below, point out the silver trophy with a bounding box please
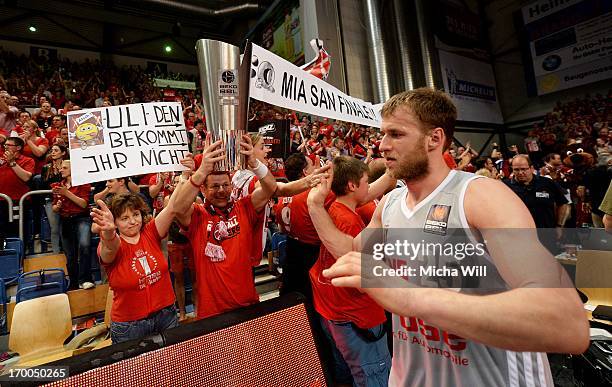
[196,39,252,171]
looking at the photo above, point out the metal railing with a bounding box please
[0,194,14,223]
[19,190,52,241]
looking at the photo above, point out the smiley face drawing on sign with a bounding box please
[69,111,105,150]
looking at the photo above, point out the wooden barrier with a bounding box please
[23,253,68,274]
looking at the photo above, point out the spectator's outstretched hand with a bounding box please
[179,152,195,173]
[306,163,331,188]
[239,134,258,168]
[307,161,333,207]
[91,199,115,236]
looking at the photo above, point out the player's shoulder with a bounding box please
[463,175,520,207]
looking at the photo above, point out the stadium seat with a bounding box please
[0,249,21,285]
[9,294,72,358]
[16,268,70,303]
[3,237,23,261]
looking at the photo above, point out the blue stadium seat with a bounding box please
[0,249,21,285]
[3,238,23,261]
[16,268,70,303]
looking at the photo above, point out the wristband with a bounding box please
[100,232,117,243]
[249,159,269,179]
[189,176,202,188]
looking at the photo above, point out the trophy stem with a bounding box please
[196,39,251,172]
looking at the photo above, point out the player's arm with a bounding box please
[325,178,589,354]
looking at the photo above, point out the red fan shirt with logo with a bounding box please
[100,220,176,322]
[309,201,386,328]
[184,196,265,319]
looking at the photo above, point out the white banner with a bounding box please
[438,50,504,124]
[67,102,189,186]
[249,43,381,128]
[521,0,612,95]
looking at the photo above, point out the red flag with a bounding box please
[300,39,331,81]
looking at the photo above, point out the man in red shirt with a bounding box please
[173,135,278,319]
[276,153,396,301]
[45,115,65,145]
[0,137,34,241]
[310,156,390,386]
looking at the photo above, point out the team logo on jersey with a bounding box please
[424,204,451,235]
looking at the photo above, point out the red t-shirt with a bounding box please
[22,136,50,174]
[352,142,367,157]
[319,125,333,139]
[0,154,35,200]
[138,173,156,185]
[184,196,265,319]
[356,200,377,225]
[51,181,91,217]
[273,197,292,234]
[309,202,386,328]
[45,129,60,145]
[283,190,335,245]
[101,220,175,322]
[443,151,457,169]
[149,174,173,210]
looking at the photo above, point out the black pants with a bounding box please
[280,237,320,302]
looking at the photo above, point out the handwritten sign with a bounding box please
[67,102,189,185]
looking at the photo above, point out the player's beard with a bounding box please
[389,136,429,181]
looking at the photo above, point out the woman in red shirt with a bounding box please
[20,120,49,175]
[51,160,93,290]
[91,190,178,344]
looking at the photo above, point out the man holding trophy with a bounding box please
[172,39,279,318]
[173,136,277,319]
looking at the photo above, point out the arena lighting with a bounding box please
[28,26,37,32]
[27,293,329,387]
[164,45,172,53]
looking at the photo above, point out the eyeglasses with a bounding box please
[4,143,18,148]
[512,167,531,172]
[207,183,232,191]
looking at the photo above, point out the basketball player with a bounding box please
[307,88,588,386]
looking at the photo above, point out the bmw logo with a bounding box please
[542,55,561,72]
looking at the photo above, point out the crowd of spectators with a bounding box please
[0,48,610,302]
